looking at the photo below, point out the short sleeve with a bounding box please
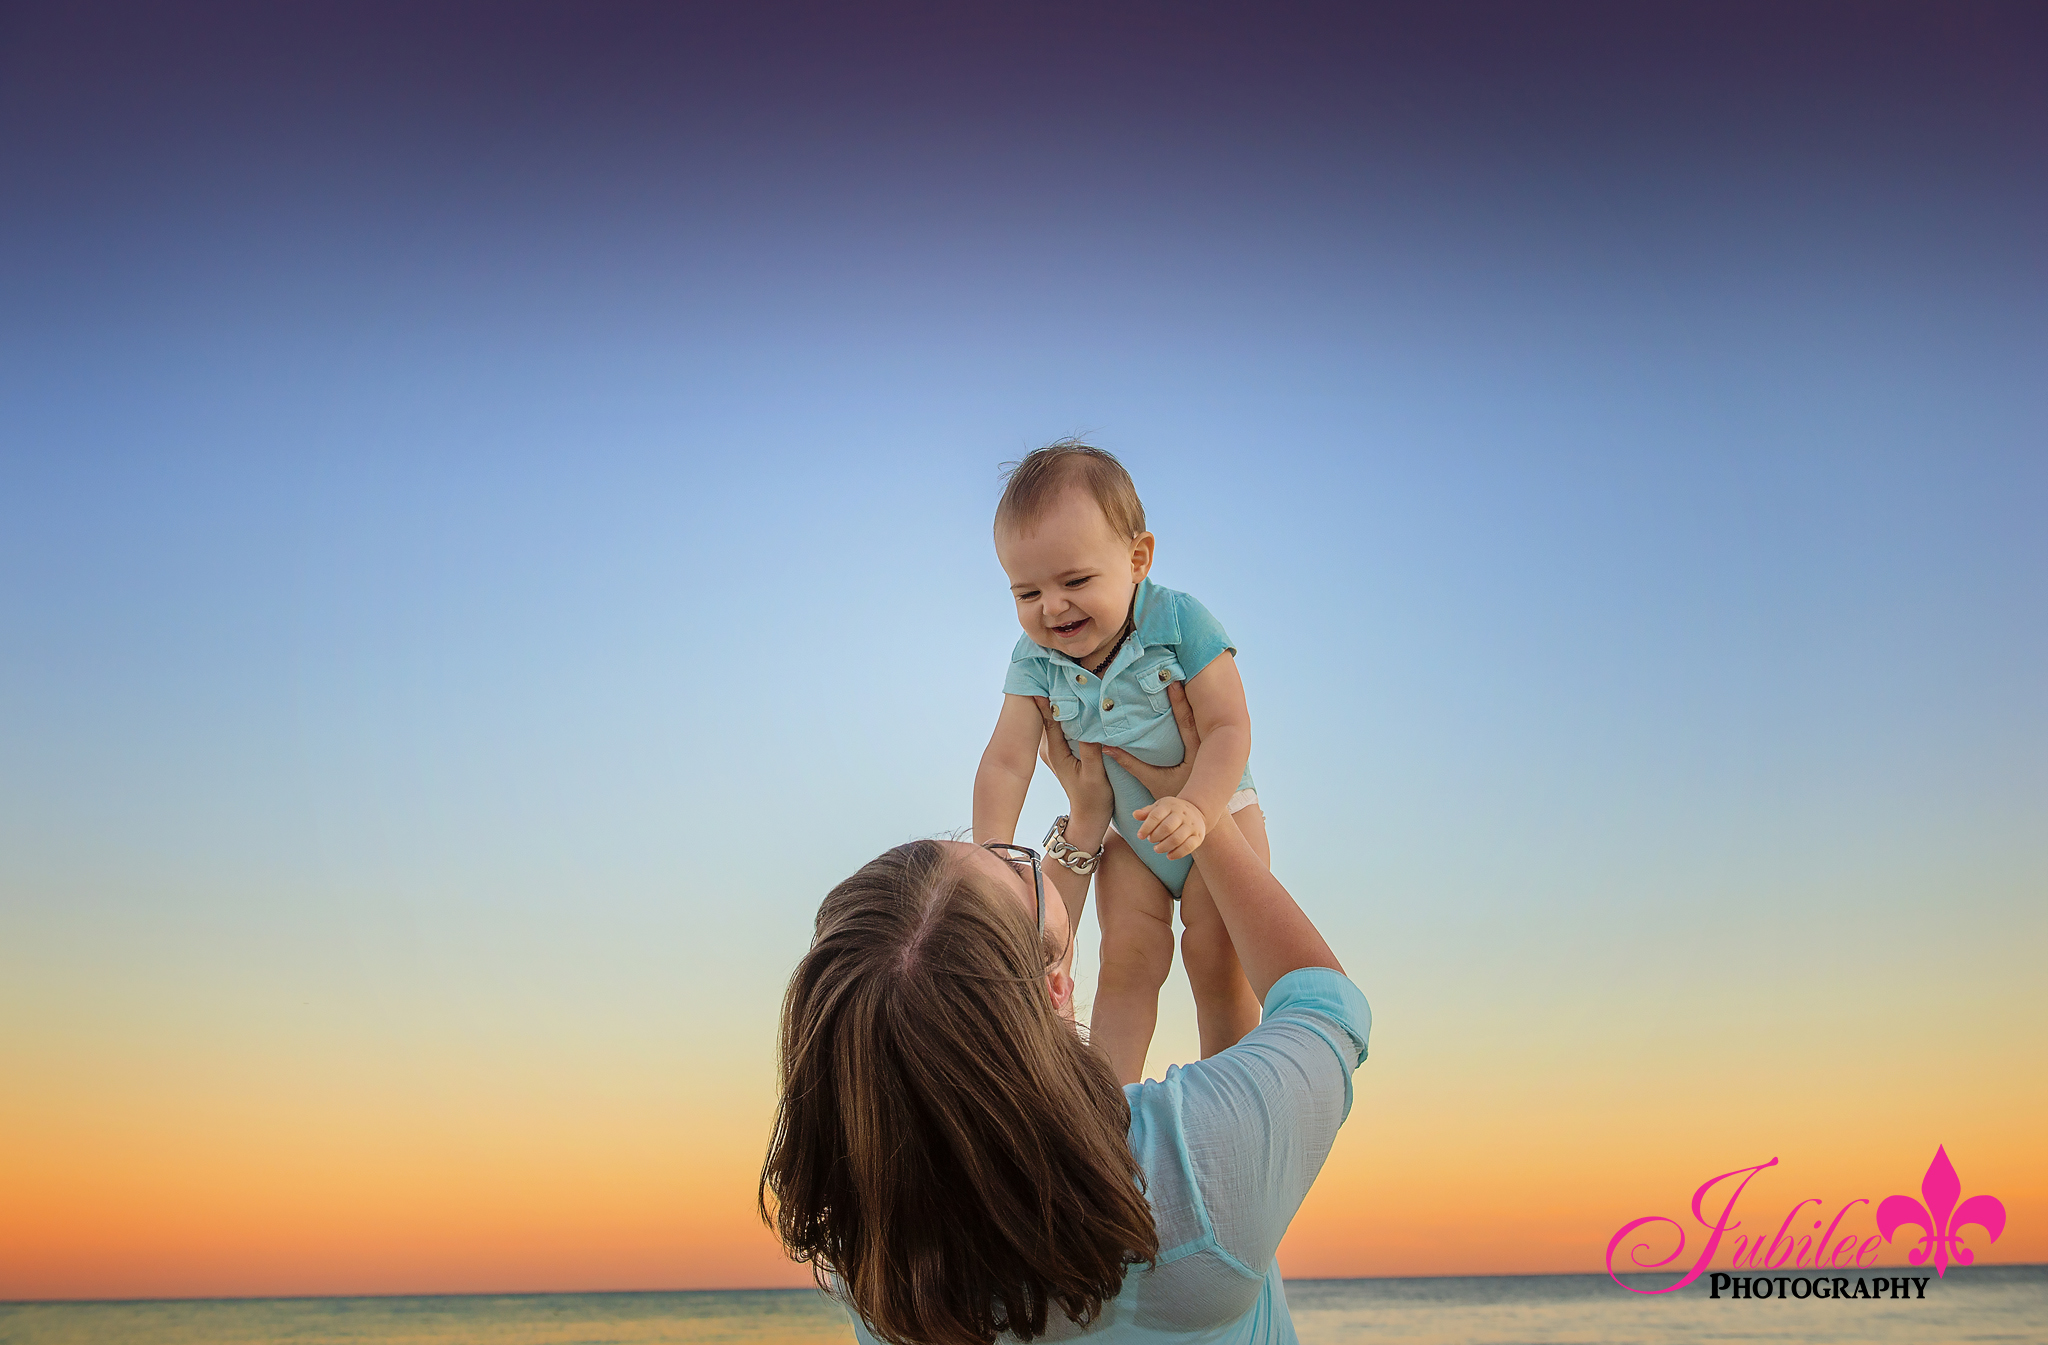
[1169,968,1370,1278]
[1002,637,1051,698]
[1170,592,1237,680]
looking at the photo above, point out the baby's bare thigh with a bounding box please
[1097,833,1174,931]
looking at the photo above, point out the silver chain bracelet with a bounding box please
[1042,814,1105,875]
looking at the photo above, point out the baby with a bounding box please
[973,442,1269,1085]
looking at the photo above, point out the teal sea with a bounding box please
[5,1266,2043,1345]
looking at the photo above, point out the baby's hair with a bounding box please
[995,439,1147,540]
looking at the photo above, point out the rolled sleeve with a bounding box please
[1172,968,1371,1278]
[1261,967,1371,1112]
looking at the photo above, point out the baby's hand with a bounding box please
[1132,795,1206,861]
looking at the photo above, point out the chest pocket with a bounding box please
[1131,656,1186,714]
[1047,694,1084,728]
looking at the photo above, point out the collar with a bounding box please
[1131,576,1179,647]
[1016,578,1178,671]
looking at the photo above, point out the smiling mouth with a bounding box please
[1050,617,1090,637]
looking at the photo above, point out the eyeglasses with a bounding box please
[981,841,1045,939]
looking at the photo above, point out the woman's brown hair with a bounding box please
[761,841,1158,1345]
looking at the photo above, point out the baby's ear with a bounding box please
[1129,530,1156,579]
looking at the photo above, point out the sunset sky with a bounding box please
[2,1,2043,1301]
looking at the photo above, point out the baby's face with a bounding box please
[995,487,1155,666]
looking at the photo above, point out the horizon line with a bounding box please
[9,1262,2044,1308]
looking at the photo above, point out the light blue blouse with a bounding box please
[846,967,1372,1344]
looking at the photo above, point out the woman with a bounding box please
[761,687,1370,1344]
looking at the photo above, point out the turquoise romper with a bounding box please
[1002,577,1255,897]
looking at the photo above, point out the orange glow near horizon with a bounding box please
[8,842,2044,1303]
[7,948,2043,1302]
[7,1094,2042,1302]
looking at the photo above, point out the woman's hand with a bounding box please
[1033,697,1114,844]
[1102,681,1202,799]
[1103,682,1210,859]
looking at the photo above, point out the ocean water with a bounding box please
[1286,1266,2048,1344]
[4,1265,2042,1345]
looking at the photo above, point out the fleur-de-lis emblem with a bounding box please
[1876,1146,2006,1277]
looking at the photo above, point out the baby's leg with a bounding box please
[1090,833,1177,1086]
[1179,803,1272,1059]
